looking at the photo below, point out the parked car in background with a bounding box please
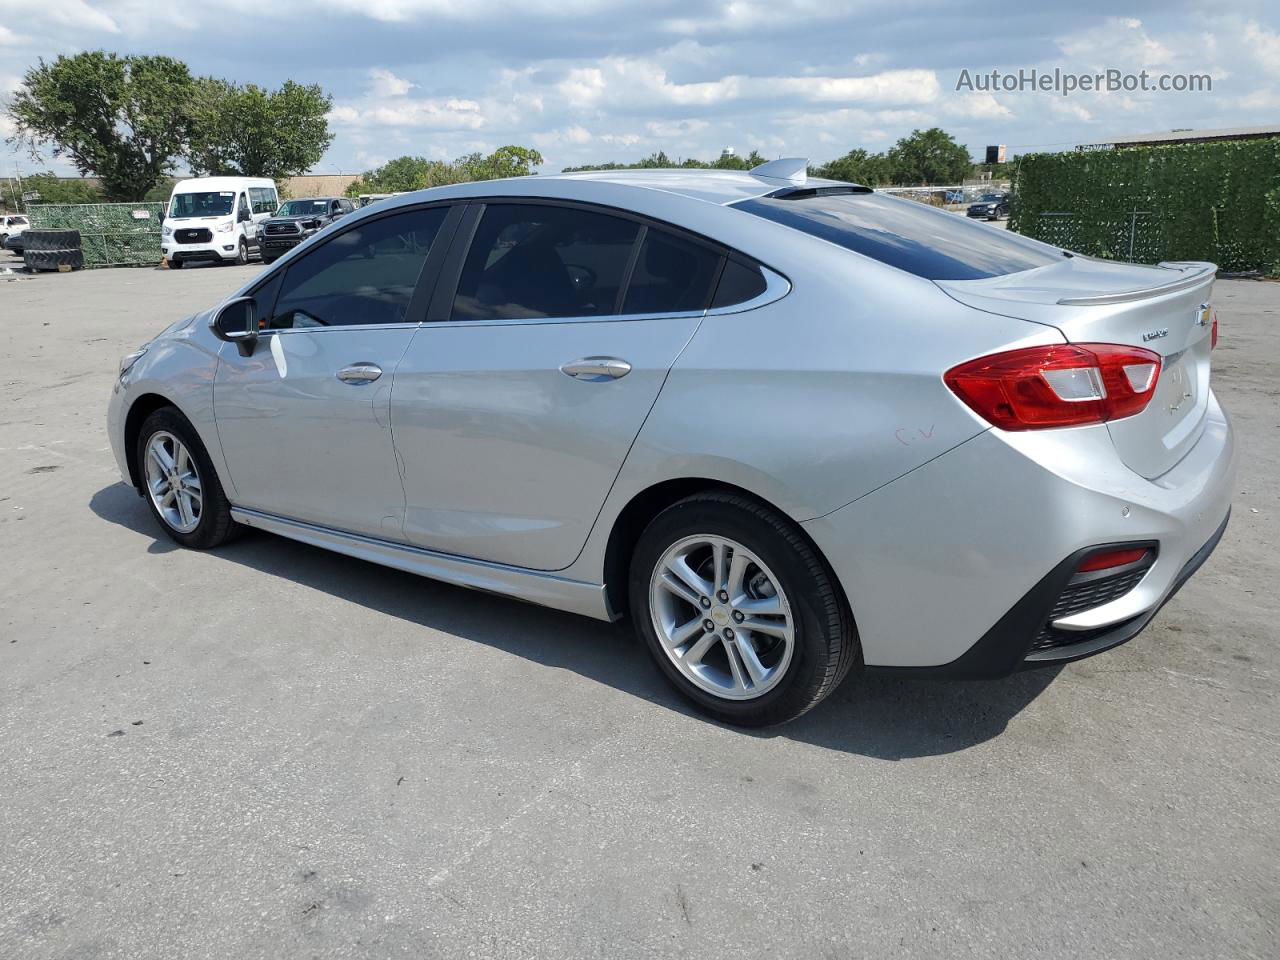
[162,177,278,268]
[109,161,1233,727]
[1,214,29,250]
[4,232,25,256]
[258,197,355,264]
[967,192,1010,220]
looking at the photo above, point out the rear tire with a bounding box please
[135,407,241,549]
[629,492,858,726]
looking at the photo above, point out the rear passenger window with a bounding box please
[711,257,768,308]
[452,204,640,321]
[266,206,447,329]
[622,229,721,315]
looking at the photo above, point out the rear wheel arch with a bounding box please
[602,478,850,622]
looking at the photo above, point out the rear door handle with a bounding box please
[559,357,632,382]
[337,362,383,385]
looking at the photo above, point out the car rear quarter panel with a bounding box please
[563,233,1066,584]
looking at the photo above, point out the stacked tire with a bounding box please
[24,230,84,272]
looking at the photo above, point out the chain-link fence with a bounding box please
[26,202,165,267]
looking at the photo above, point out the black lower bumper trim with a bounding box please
[870,509,1230,679]
[171,251,228,264]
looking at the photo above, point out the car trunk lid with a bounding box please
[937,257,1216,479]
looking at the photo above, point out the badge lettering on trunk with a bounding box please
[1142,328,1169,342]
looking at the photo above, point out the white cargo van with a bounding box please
[162,177,278,268]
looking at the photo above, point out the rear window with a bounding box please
[735,192,1060,280]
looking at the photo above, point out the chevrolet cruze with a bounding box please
[108,159,1235,726]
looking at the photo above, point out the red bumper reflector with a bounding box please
[1077,547,1150,573]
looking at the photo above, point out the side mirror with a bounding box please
[238,208,251,223]
[211,296,259,357]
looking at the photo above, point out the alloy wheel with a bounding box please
[144,431,203,534]
[648,534,795,700]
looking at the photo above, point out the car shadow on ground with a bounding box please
[91,482,1060,761]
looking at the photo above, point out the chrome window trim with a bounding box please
[418,309,707,330]
[243,264,789,337]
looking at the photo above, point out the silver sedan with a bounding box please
[108,159,1235,726]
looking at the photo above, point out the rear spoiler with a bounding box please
[1056,261,1216,306]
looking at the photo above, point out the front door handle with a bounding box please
[337,362,383,385]
[559,357,632,382]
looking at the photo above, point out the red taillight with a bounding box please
[1077,547,1150,573]
[944,343,1162,431]
[1211,312,1218,349]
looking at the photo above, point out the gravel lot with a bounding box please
[1,262,1277,960]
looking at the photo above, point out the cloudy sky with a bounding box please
[1,0,1277,177]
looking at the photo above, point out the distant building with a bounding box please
[1077,125,1280,150]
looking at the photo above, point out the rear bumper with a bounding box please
[904,509,1228,677]
[802,391,1236,672]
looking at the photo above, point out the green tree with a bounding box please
[812,148,892,186]
[6,52,194,200]
[188,78,332,181]
[460,145,544,180]
[346,147,544,197]
[562,149,770,173]
[886,128,973,185]
[16,172,104,206]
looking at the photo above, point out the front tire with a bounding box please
[236,239,248,265]
[136,407,240,549]
[168,258,183,269]
[629,492,858,726]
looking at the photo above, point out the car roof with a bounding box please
[382,167,853,208]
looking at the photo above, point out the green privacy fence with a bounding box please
[26,201,166,267]
[1008,139,1280,274]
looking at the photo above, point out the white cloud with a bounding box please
[1243,22,1280,77]
[1057,16,1173,68]
[367,68,414,97]
[40,0,121,33]
[943,92,1011,120]
[646,118,710,137]
[531,124,592,147]
[329,97,485,130]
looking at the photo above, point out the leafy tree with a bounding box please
[188,78,332,181]
[886,128,973,185]
[6,52,194,200]
[346,146,544,197]
[812,148,892,186]
[15,172,104,206]
[460,145,544,180]
[562,149,769,173]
